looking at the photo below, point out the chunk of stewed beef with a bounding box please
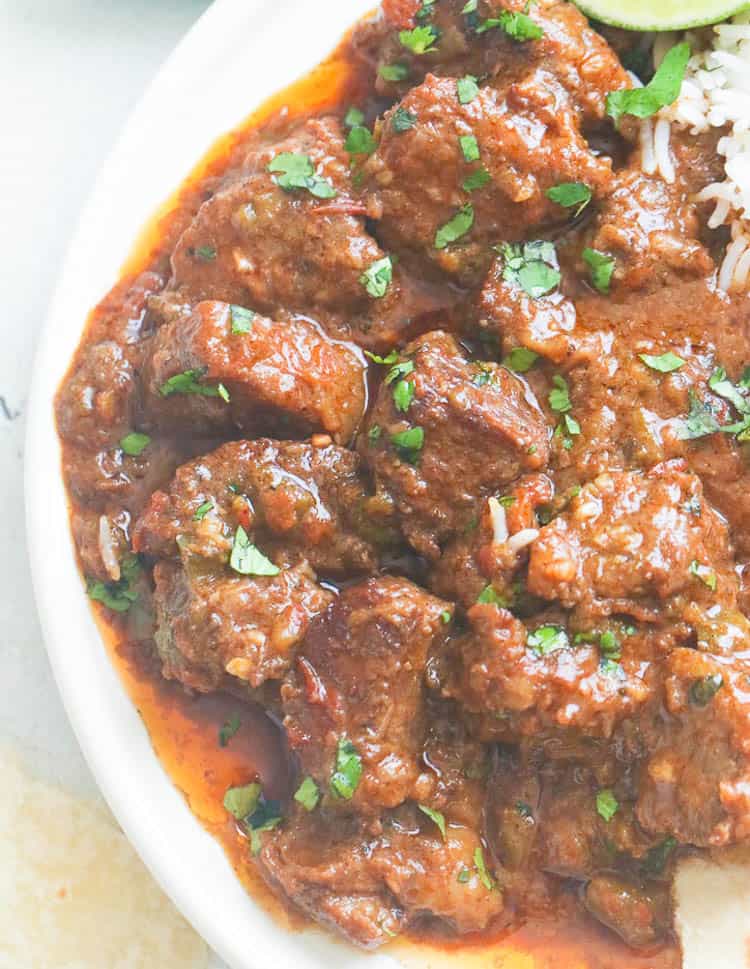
[140,300,366,443]
[133,438,384,579]
[365,70,612,283]
[527,461,737,623]
[360,0,630,124]
[362,330,549,560]
[282,577,449,813]
[258,805,505,948]
[57,341,137,449]
[152,558,332,692]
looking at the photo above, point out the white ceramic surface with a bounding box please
[22,1,749,966]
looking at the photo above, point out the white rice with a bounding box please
[0,745,208,969]
[644,12,750,292]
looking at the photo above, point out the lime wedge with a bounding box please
[575,0,750,31]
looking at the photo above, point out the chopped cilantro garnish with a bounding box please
[229,526,280,577]
[599,630,621,660]
[416,0,436,20]
[219,714,241,747]
[516,801,533,819]
[435,204,474,249]
[223,782,261,820]
[267,152,336,199]
[563,413,581,436]
[642,836,677,875]
[501,240,561,298]
[462,0,478,12]
[639,351,685,373]
[546,182,592,218]
[457,74,480,104]
[462,167,491,192]
[193,500,214,521]
[690,673,724,707]
[709,366,749,413]
[527,625,569,656]
[476,10,543,41]
[360,256,393,298]
[391,426,424,463]
[676,390,721,440]
[548,374,572,413]
[119,432,151,457]
[607,43,691,125]
[87,554,141,614]
[368,424,382,444]
[459,134,480,163]
[230,305,255,334]
[344,106,364,128]
[596,789,619,823]
[399,24,439,54]
[345,125,376,156]
[158,368,230,401]
[419,805,447,840]
[457,867,472,883]
[503,347,539,373]
[582,248,615,294]
[365,349,399,366]
[600,657,624,677]
[380,63,410,82]
[393,379,415,413]
[331,738,363,799]
[473,846,495,891]
[441,609,453,624]
[194,245,216,261]
[689,559,717,591]
[294,776,320,811]
[247,795,283,855]
[392,107,418,132]
[385,360,415,385]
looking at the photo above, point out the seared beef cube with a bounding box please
[134,438,382,579]
[171,118,388,316]
[365,71,612,283]
[360,0,630,124]
[585,165,713,296]
[362,330,549,560]
[152,559,331,692]
[584,875,672,949]
[141,300,366,443]
[282,577,449,812]
[439,603,653,740]
[57,341,137,448]
[527,461,737,622]
[258,805,505,948]
[637,646,750,847]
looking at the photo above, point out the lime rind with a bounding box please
[575,0,750,32]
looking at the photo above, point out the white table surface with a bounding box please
[0,1,224,963]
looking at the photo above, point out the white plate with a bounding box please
[23,1,749,967]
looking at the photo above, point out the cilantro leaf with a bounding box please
[639,351,685,373]
[194,245,216,261]
[267,152,336,199]
[596,789,619,823]
[391,426,424,463]
[399,24,439,54]
[331,738,363,799]
[546,182,592,217]
[393,379,415,413]
[392,107,418,132]
[385,360,414,385]
[247,794,283,855]
[527,625,569,656]
[642,837,677,875]
[344,106,364,128]
[229,526,280,577]
[501,241,561,298]
[219,714,241,747]
[230,305,255,334]
[459,134,480,162]
[462,167,491,192]
[379,63,410,82]
[419,805,447,840]
[435,204,474,249]
[294,776,320,811]
[119,432,150,457]
[473,846,496,891]
[709,366,750,414]
[368,424,382,444]
[676,390,721,440]
[87,554,141,614]
[345,125,376,156]
[582,248,616,294]
[457,74,480,104]
[159,368,230,401]
[193,500,214,521]
[548,374,572,413]
[476,10,543,41]
[360,256,393,298]
[607,42,691,125]
[689,559,717,591]
[689,674,724,707]
[365,349,399,366]
[502,347,539,373]
[223,782,261,820]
